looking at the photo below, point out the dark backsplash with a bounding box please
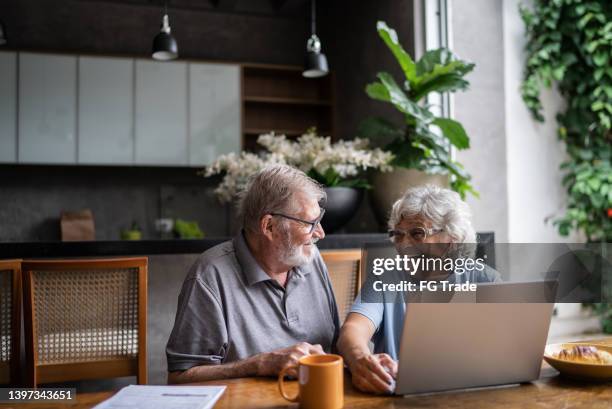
[0,165,224,241]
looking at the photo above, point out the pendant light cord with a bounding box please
[310,0,316,36]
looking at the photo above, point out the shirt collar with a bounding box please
[233,230,311,286]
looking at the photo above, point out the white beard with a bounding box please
[280,231,318,266]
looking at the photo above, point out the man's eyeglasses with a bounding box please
[270,208,326,234]
[388,227,444,243]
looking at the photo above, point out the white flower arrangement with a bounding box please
[202,128,394,204]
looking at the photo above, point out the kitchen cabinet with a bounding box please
[78,56,134,164]
[18,53,77,164]
[0,52,16,163]
[7,51,330,167]
[134,60,188,166]
[188,63,241,166]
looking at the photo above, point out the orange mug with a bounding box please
[278,354,344,409]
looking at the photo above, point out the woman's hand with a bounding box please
[348,353,397,394]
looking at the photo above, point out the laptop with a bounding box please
[394,281,557,395]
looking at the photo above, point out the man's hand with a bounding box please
[349,353,397,394]
[255,342,325,377]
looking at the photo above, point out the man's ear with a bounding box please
[260,214,275,241]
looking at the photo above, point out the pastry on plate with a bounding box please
[555,345,612,365]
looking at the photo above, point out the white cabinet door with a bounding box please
[18,52,77,164]
[78,56,134,164]
[135,60,188,165]
[189,63,241,166]
[0,52,17,163]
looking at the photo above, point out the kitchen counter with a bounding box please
[0,232,495,259]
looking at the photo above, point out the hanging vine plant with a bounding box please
[520,0,611,334]
[519,0,611,242]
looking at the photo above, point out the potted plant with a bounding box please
[173,219,205,239]
[120,221,142,241]
[359,21,477,225]
[202,128,393,233]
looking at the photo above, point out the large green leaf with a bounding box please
[452,178,479,200]
[432,117,470,149]
[415,49,473,76]
[376,72,433,122]
[411,74,470,101]
[357,117,404,147]
[411,49,475,100]
[414,131,470,179]
[376,21,417,84]
[365,82,391,102]
[428,145,470,179]
[387,138,424,169]
[416,49,453,75]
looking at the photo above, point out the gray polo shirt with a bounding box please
[166,231,340,372]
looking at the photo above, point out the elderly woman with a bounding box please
[337,184,499,394]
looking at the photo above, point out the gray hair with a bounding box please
[238,164,326,234]
[388,184,476,243]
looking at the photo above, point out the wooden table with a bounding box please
[2,365,610,409]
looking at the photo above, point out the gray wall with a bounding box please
[147,254,199,385]
[0,0,415,241]
[451,0,509,242]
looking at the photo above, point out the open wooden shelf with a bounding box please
[241,63,335,151]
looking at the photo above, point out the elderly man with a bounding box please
[166,164,339,383]
[337,185,500,394]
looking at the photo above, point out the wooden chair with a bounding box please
[21,258,147,387]
[0,259,22,385]
[321,249,362,323]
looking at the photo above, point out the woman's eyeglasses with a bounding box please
[270,208,326,234]
[388,227,444,243]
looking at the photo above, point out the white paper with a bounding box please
[93,385,226,409]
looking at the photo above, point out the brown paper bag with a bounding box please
[61,209,95,241]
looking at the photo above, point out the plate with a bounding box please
[543,342,612,381]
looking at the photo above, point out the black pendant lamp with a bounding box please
[152,1,178,61]
[303,0,328,78]
[0,20,7,46]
